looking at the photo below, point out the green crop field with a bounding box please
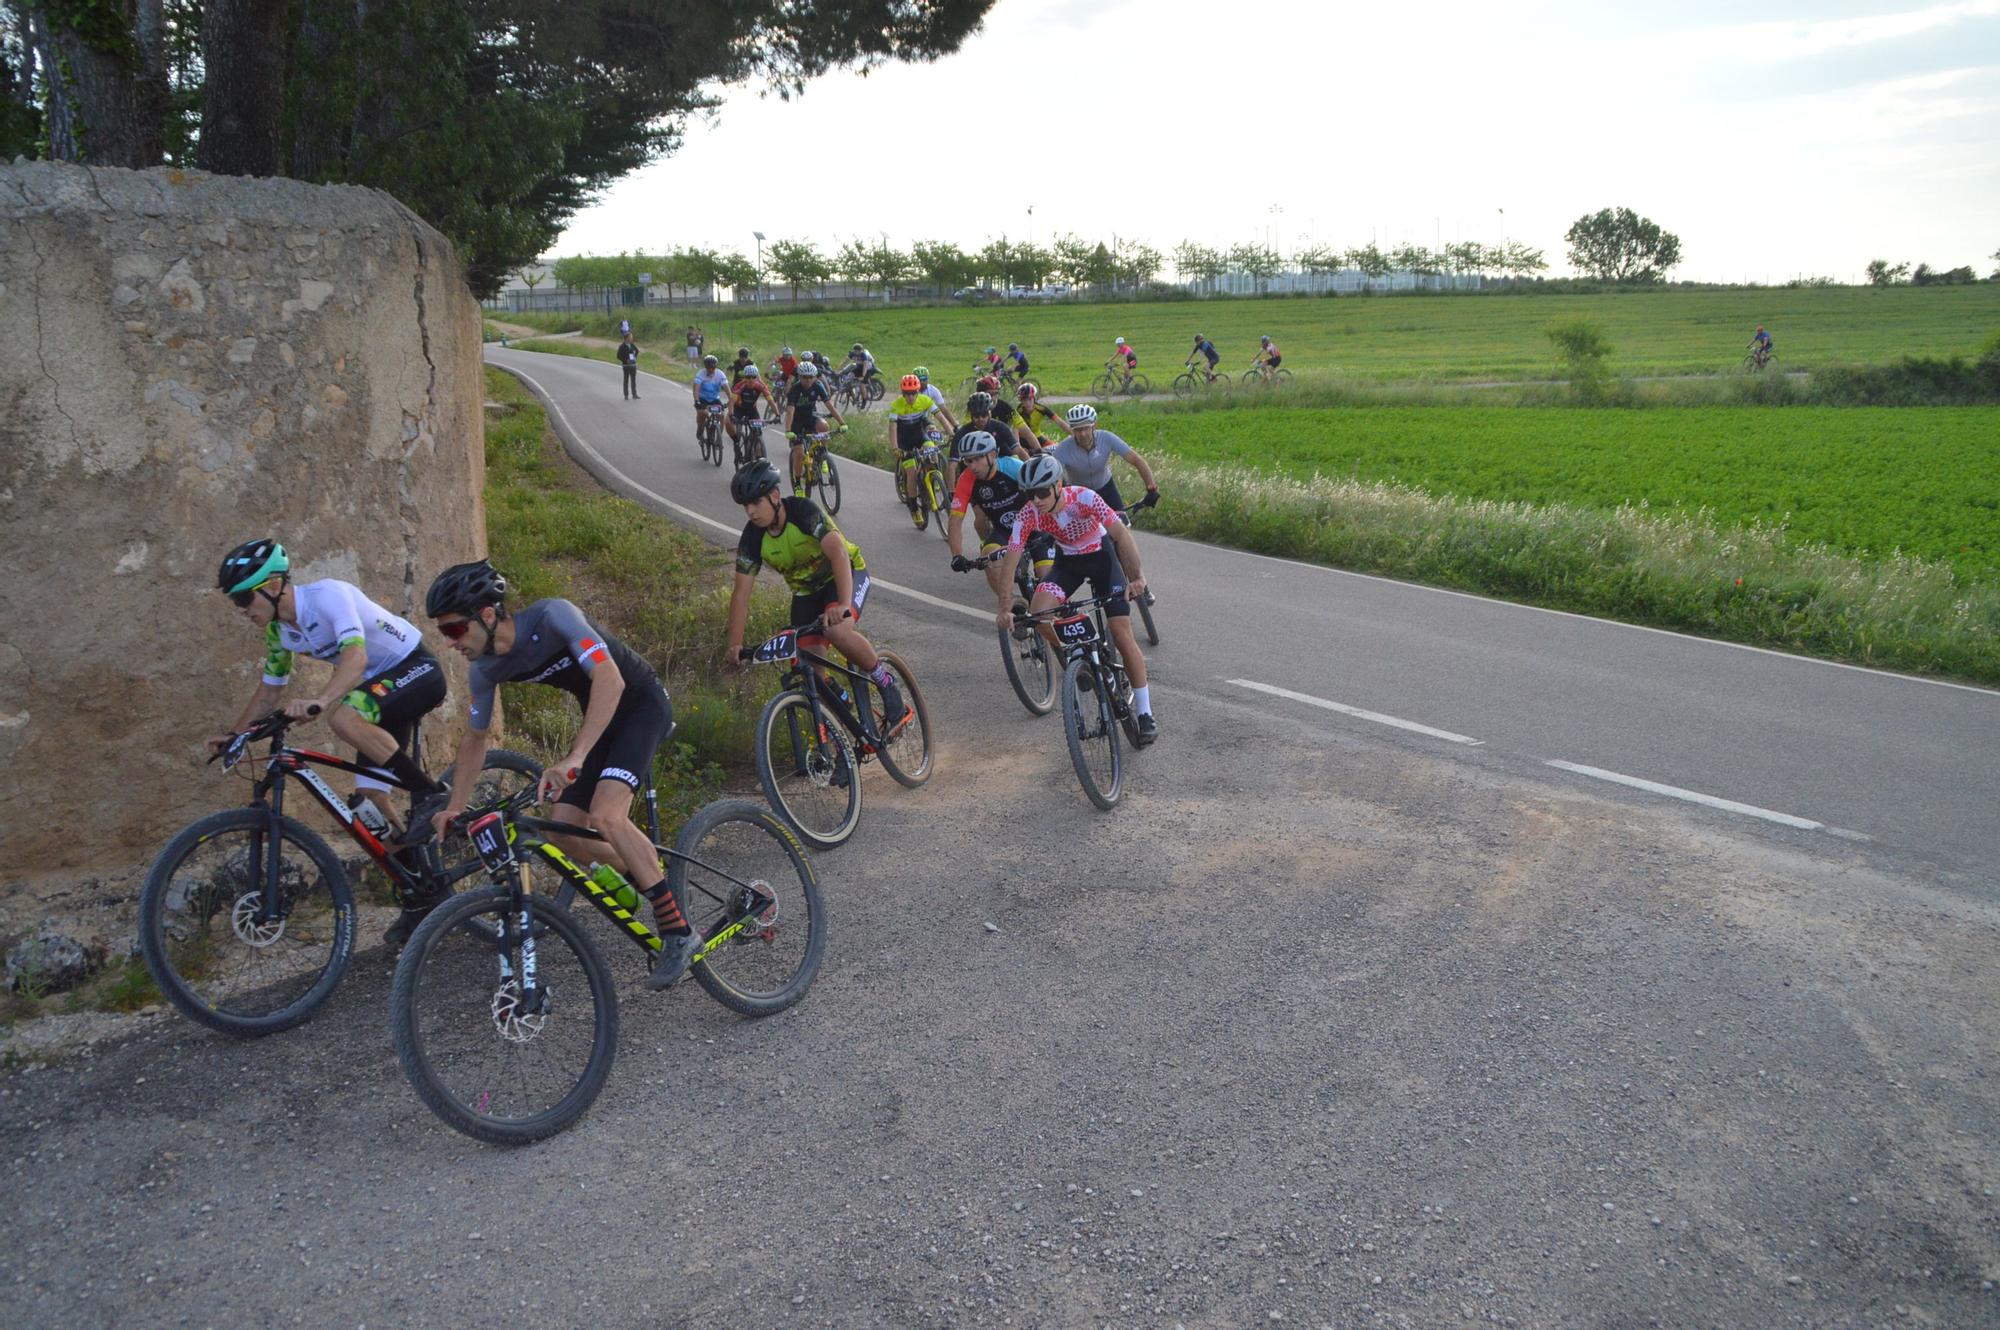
[1105,403,2000,582]
[513,284,2000,392]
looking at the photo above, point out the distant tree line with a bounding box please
[1865,252,1996,287]
[0,1,991,296]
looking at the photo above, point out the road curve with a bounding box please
[487,345,1998,887]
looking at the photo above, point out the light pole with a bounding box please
[1027,206,1034,247]
[751,231,765,303]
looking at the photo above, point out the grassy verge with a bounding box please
[2,955,162,1030]
[483,367,785,827]
[1141,458,1999,685]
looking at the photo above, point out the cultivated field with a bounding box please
[517,284,2000,391]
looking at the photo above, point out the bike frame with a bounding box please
[748,626,888,759]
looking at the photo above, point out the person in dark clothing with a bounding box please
[617,333,640,399]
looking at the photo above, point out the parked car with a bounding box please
[953,286,995,302]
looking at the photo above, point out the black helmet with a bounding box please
[737,346,751,358]
[217,538,287,595]
[425,559,508,619]
[703,354,719,368]
[730,459,783,505]
[966,391,994,416]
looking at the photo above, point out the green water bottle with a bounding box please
[587,862,640,914]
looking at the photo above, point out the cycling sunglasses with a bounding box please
[1025,486,1059,501]
[226,589,257,608]
[435,618,478,640]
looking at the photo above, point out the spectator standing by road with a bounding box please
[619,317,631,337]
[686,325,701,366]
[617,332,640,399]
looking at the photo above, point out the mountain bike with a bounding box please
[1240,362,1294,389]
[893,439,951,538]
[742,621,932,850]
[1742,347,1776,372]
[730,415,770,468]
[696,403,726,466]
[391,780,823,1144]
[1171,360,1230,398]
[138,708,540,1036]
[958,363,1019,398]
[1091,365,1151,400]
[963,537,1060,716]
[792,429,842,514]
[1015,596,1145,811]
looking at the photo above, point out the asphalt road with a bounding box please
[4,347,1994,1330]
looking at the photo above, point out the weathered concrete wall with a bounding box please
[0,161,485,916]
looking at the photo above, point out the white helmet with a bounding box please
[1020,455,1064,491]
[1064,403,1098,426]
[782,345,793,355]
[798,361,819,378]
[1114,336,1127,346]
[955,430,999,461]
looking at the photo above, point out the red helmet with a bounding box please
[900,374,922,392]
[976,375,1000,393]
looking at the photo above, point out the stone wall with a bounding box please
[0,161,485,924]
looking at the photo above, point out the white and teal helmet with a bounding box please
[217,538,289,595]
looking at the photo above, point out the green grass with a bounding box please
[1104,404,2000,583]
[506,284,2000,393]
[483,369,785,824]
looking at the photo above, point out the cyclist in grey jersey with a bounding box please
[1048,406,1160,516]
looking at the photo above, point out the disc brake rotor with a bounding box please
[230,893,287,947]
[490,979,548,1043]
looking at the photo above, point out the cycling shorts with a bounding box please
[1039,547,1129,619]
[792,571,871,642]
[1088,476,1127,515]
[342,647,446,749]
[556,675,673,810]
[1266,354,1282,368]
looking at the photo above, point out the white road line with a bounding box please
[1226,678,1482,746]
[1544,760,1872,840]
[490,359,989,624]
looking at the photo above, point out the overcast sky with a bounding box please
[552,0,2000,284]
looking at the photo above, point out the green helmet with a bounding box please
[218,538,289,595]
[912,365,931,381]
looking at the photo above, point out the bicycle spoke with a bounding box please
[673,800,825,1018]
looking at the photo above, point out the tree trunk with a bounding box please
[27,3,156,166]
[288,0,354,180]
[196,0,288,176]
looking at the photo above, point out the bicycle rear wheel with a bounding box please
[873,650,934,787]
[815,454,842,514]
[1124,373,1151,397]
[139,808,355,1036]
[925,470,951,543]
[755,690,862,850]
[672,800,826,1018]
[391,886,618,1145]
[865,377,885,402]
[1061,657,1123,810]
[999,620,1057,715]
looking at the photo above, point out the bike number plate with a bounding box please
[468,813,515,871]
[753,630,798,664]
[1055,614,1097,645]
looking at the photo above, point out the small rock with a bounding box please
[1786,1276,1803,1286]
[1602,1203,1614,1212]
[6,922,108,994]
[983,922,1000,933]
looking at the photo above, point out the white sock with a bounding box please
[1133,685,1152,716]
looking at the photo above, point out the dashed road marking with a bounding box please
[1226,678,1482,746]
[1545,760,1872,840]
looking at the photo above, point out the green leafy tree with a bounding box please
[768,238,831,299]
[1345,243,1390,280]
[1389,244,1440,276]
[1227,242,1281,292]
[1293,243,1342,292]
[1173,241,1226,292]
[1564,206,1682,283]
[8,1,995,296]
[520,269,546,291]
[1864,259,1910,286]
[911,240,975,295]
[1053,233,1098,288]
[1011,241,1055,289]
[1500,241,1548,278]
[1116,240,1162,288]
[978,237,1017,287]
[1546,319,1613,402]
[714,251,758,296]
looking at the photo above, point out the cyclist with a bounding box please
[1255,335,1283,381]
[1748,325,1774,367]
[991,455,1157,745]
[947,389,1017,491]
[887,373,947,520]
[946,430,1052,605]
[1013,382,1065,448]
[1050,403,1159,517]
[785,361,848,495]
[413,560,699,991]
[990,397,1044,457]
[843,342,877,389]
[1004,342,1030,381]
[912,366,961,433]
[1188,333,1221,383]
[725,364,780,456]
[981,346,1004,378]
[729,345,757,384]
[1106,336,1138,392]
[691,353,729,437]
[208,539,450,944]
[724,460,908,736]
[774,345,800,393]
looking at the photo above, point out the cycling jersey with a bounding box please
[1008,485,1117,557]
[1015,400,1064,442]
[1260,342,1280,358]
[1049,430,1135,494]
[1118,349,1137,367]
[1193,339,1217,363]
[693,368,729,403]
[951,454,1029,528]
[1753,331,1772,346]
[463,598,658,735]
[777,355,799,378]
[888,394,942,446]
[955,417,1019,461]
[788,379,834,429]
[261,580,420,686]
[731,378,776,418]
[1007,351,1029,376]
[735,497,865,595]
[847,354,876,377]
[729,357,756,384]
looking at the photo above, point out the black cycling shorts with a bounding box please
[343,647,447,749]
[791,572,871,640]
[557,675,673,810]
[1039,546,1129,619]
[1089,476,1127,515]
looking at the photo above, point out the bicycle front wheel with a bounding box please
[755,690,862,850]
[925,470,951,543]
[1270,368,1293,388]
[138,808,356,1036]
[390,886,618,1145]
[815,455,842,514]
[1091,371,1118,401]
[999,620,1057,716]
[873,650,934,787]
[1061,657,1123,810]
[1171,372,1199,399]
[672,800,826,1018]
